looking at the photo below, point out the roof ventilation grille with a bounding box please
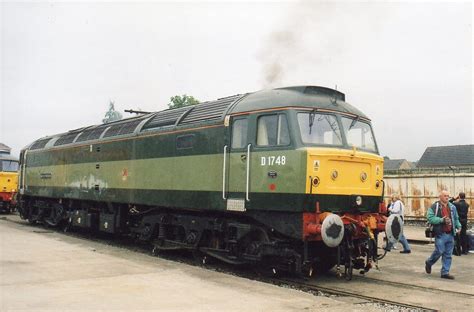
[54,133,80,146]
[30,138,52,150]
[141,106,191,130]
[179,95,242,125]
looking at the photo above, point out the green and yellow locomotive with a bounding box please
[18,86,402,277]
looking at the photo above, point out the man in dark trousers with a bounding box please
[451,192,470,255]
[425,190,461,279]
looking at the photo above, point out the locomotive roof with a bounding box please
[231,86,368,118]
[27,86,370,151]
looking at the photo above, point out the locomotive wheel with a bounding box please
[313,252,338,276]
[239,228,270,256]
[344,258,353,281]
[254,263,279,277]
[316,261,336,275]
[192,249,210,265]
[342,238,354,281]
[151,246,162,257]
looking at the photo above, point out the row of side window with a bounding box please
[231,114,290,149]
[175,113,291,150]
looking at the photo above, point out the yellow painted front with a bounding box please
[305,147,383,196]
[0,172,19,193]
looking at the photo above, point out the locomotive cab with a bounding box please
[224,87,398,276]
[0,154,19,213]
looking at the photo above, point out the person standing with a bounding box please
[385,194,411,253]
[425,190,462,279]
[451,192,470,255]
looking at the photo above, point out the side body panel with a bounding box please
[22,123,309,213]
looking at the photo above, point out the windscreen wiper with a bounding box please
[309,109,316,134]
[348,115,360,130]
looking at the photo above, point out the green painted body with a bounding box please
[20,86,381,215]
[23,127,307,212]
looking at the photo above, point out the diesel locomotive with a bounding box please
[0,144,19,213]
[17,86,402,278]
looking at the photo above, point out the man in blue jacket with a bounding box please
[425,190,462,279]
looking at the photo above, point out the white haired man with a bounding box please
[425,190,462,279]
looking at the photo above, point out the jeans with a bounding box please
[426,233,454,275]
[386,233,411,251]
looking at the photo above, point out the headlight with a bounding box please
[356,196,362,206]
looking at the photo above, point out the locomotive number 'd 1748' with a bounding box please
[260,155,286,166]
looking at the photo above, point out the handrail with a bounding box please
[246,144,251,201]
[222,145,228,200]
[21,150,28,193]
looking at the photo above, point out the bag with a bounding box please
[425,203,439,238]
[425,225,435,238]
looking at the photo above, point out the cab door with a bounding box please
[223,116,252,212]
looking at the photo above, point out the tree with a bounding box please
[168,94,200,109]
[102,101,123,123]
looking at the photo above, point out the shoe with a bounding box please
[400,250,411,254]
[441,274,455,280]
[425,261,431,274]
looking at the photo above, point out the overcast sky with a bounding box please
[1,1,472,161]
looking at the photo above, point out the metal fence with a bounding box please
[383,167,474,221]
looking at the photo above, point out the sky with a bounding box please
[1,0,472,161]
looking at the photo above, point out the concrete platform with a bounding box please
[1,215,473,311]
[0,217,371,311]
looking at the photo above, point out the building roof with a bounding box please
[417,145,474,168]
[384,159,409,170]
[0,143,11,154]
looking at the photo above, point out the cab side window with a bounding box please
[231,118,248,149]
[257,114,290,146]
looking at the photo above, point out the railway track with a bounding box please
[352,275,474,298]
[272,277,433,311]
[271,272,474,312]
[3,215,472,311]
